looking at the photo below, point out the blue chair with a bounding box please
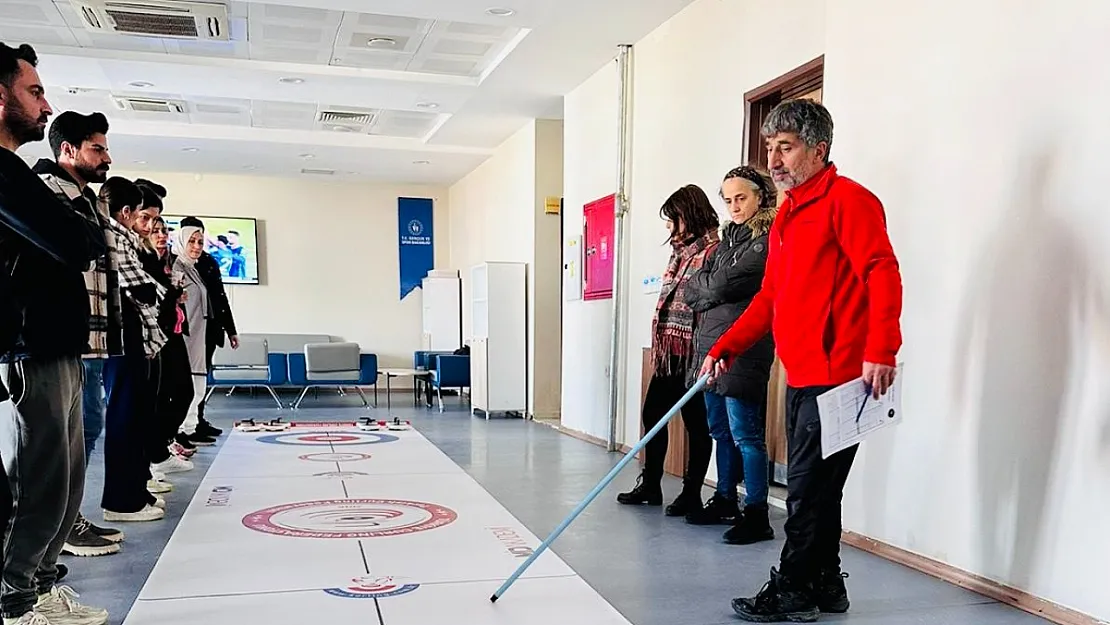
[429,354,470,412]
[206,337,287,408]
[289,343,378,409]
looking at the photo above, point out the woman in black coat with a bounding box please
[683,166,777,544]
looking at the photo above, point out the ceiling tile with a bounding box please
[2,0,67,26]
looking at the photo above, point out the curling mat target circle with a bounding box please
[242,499,458,538]
[255,431,398,446]
[324,575,420,599]
[298,452,372,463]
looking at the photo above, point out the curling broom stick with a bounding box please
[490,373,711,602]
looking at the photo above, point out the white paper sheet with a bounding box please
[816,364,904,459]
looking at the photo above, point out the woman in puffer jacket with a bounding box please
[683,166,777,545]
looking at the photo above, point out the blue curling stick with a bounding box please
[490,373,711,602]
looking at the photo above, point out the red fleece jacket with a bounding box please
[707,164,902,388]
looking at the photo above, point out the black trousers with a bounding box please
[102,355,157,513]
[642,373,711,489]
[147,335,194,463]
[779,385,859,583]
[198,341,217,421]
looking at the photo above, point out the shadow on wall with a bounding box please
[951,144,1110,590]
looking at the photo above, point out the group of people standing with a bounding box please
[619,97,903,622]
[0,42,239,625]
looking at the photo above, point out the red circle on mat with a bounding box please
[299,434,360,443]
[242,499,457,539]
[298,452,372,462]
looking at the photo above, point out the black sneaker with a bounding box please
[62,517,122,557]
[815,569,850,613]
[187,432,217,446]
[174,433,197,451]
[57,563,68,583]
[197,418,223,437]
[723,503,775,545]
[664,488,702,517]
[731,568,819,623]
[81,514,124,544]
[685,494,740,525]
[616,475,662,506]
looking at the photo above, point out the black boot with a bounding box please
[685,494,740,525]
[814,569,850,613]
[731,568,819,623]
[723,503,775,545]
[616,474,662,506]
[197,417,223,437]
[664,486,702,517]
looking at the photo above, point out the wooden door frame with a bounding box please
[741,55,825,485]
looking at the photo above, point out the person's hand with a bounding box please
[862,362,897,399]
[698,355,729,382]
[230,335,240,349]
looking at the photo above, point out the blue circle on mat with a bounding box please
[255,431,398,446]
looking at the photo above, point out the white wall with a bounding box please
[116,171,449,371]
[447,121,564,418]
[560,0,1110,619]
[561,62,619,439]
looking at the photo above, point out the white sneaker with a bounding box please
[151,469,167,482]
[147,479,173,494]
[152,495,165,509]
[3,612,51,625]
[34,585,108,625]
[103,505,164,523]
[151,455,192,475]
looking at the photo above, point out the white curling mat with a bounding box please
[124,423,632,625]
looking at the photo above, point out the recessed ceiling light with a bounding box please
[128,81,154,88]
[486,7,515,16]
[413,160,431,165]
[366,37,397,48]
[415,102,439,109]
[330,125,355,132]
[242,165,257,170]
[133,160,147,164]
[278,77,305,84]
[182,147,199,153]
[299,153,315,159]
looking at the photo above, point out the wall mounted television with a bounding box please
[163,215,260,285]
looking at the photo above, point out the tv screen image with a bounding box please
[163,215,260,285]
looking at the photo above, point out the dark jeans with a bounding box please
[102,355,157,513]
[148,336,194,463]
[704,391,769,507]
[81,358,106,462]
[0,357,84,618]
[642,373,711,490]
[197,341,217,421]
[779,385,859,583]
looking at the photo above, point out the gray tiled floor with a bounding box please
[63,390,1050,624]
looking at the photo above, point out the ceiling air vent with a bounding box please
[301,168,335,176]
[317,110,375,126]
[112,96,188,114]
[70,0,229,41]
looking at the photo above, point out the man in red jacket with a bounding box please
[701,99,902,622]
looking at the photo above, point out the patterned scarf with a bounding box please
[652,231,719,376]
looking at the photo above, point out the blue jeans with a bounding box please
[704,391,769,507]
[81,359,106,464]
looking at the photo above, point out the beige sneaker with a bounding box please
[3,612,51,625]
[34,585,108,625]
[147,479,173,494]
[103,504,164,523]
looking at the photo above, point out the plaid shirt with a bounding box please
[36,164,123,357]
[106,217,167,358]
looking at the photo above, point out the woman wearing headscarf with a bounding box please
[617,184,720,516]
[173,223,211,446]
[683,166,777,542]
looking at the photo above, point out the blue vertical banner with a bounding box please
[398,197,435,300]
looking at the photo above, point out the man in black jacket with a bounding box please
[0,42,110,624]
[179,216,237,438]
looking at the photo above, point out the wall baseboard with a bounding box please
[841,531,1106,625]
[550,421,1106,625]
